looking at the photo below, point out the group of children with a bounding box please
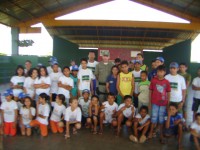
[0,52,200,150]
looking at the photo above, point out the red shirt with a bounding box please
[149,77,171,106]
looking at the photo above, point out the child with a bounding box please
[1,89,18,136]
[138,71,150,110]
[148,65,171,142]
[69,60,76,71]
[47,56,61,74]
[99,93,118,134]
[58,66,74,106]
[192,67,200,120]
[64,98,82,139]
[132,60,142,108]
[106,65,119,96]
[117,61,134,105]
[10,65,25,101]
[78,58,93,96]
[20,96,36,136]
[130,106,150,143]
[136,53,148,71]
[49,61,63,102]
[115,95,135,136]
[165,62,186,112]
[87,95,100,134]
[70,65,79,98]
[50,94,66,134]
[190,113,200,150]
[30,93,50,137]
[164,103,183,149]
[78,89,91,126]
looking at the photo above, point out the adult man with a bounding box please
[24,60,32,76]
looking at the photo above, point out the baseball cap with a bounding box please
[102,51,110,56]
[155,57,165,63]
[18,92,29,99]
[48,56,57,62]
[4,89,13,97]
[72,65,79,71]
[169,62,179,68]
[133,60,142,65]
[51,60,59,66]
[82,89,90,94]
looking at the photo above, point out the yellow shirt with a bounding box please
[119,72,133,95]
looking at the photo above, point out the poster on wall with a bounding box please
[100,50,109,56]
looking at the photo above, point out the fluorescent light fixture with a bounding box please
[56,0,190,24]
[143,49,163,52]
[79,47,98,50]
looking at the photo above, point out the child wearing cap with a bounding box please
[78,58,93,96]
[1,89,18,136]
[132,60,142,109]
[70,65,79,98]
[58,66,74,106]
[69,60,76,71]
[47,56,61,74]
[10,65,25,101]
[17,92,28,110]
[136,53,148,71]
[192,67,200,120]
[78,89,91,126]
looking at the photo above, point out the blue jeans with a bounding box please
[151,104,166,124]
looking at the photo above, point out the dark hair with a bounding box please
[179,62,188,67]
[195,113,200,118]
[80,58,88,63]
[62,66,70,72]
[57,94,65,104]
[141,71,148,76]
[137,53,144,58]
[39,93,49,101]
[15,65,25,76]
[114,58,121,63]
[111,65,119,74]
[25,60,32,64]
[89,51,95,54]
[124,95,132,101]
[69,97,78,103]
[23,96,33,108]
[169,103,178,109]
[139,105,148,113]
[151,60,156,63]
[107,92,115,98]
[157,65,166,72]
[28,68,38,77]
[91,95,99,101]
[120,60,129,66]
[38,66,48,79]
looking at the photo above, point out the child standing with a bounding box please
[30,93,50,137]
[148,65,171,142]
[192,67,200,120]
[138,71,150,110]
[130,106,150,143]
[10,65,25,101]
[99,93,118,134]
[50,94,66,134]
[1,89,18,136]
[20,96,36,136]
[64,98,82,139]
[117,61,134,105]
[70,65,79,98]
[106,65,119,96]
[58,66,74,106]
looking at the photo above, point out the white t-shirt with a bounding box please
[117,103,135,118]
[17,101,23,110]
[1,100,18,122]
[23,77,35,98]
[50,102,66,122]
[78,68,93,91]
[135,113,150,125]
[192,77,200,99]
[79,61,99,79]
[10,76,25,97]
[36,103,50,125]
[58,76,74,99]
[191,121,200,134]
[49,72,63,94]
[165,74,186,102]
[34,76,51,95]
[64,106,82,122]
[102,101,118,123]
[20,107,36,125]
[47,66,61,74]
[132,70,142,94]
[78,97,91,117]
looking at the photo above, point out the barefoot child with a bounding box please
[64,98,82,139]
[50,94,66,134]
[20,96,36,136]
[99,93,118,134]
[130,106,150,143]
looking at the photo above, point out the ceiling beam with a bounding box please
[131,0,200,23]
[0,9,21,22]
[42,20,200,31]
[19,27,41,33]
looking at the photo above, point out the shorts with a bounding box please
[192,98,200,112]
[20,124,31,128]
[82,116,89,125]
[164,126,178,136]
[104,114,116,124]
[122,117,129,125]
[151,104,166,124]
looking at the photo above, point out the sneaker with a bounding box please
[129,135,138,143]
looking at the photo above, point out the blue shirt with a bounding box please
[148,69,157,81]
[106,75,118,95]
[165,113,182,128]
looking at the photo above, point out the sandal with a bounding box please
[139,135,147,143]
[129,135,138,143]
